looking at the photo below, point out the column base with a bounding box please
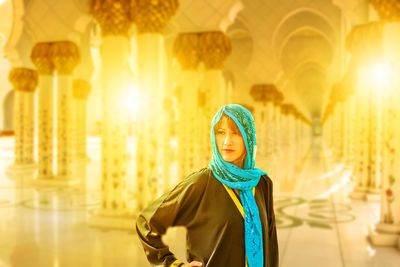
[33,176,80,187]
[87,209,136,230]
[368,223,400,246]
[366,188,380,202]
[349,186,367,200]
[366,194,380,202]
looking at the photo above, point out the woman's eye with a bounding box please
[217,130,225,135]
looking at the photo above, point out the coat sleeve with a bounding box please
[265,176,279,267]
[136,169,208,266]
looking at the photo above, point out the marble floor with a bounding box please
[0,136,399,267]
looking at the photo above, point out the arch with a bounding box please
[280,33,333,76]
[293,61,326,80]
[279,26,334,67]
[272,7,337,64]
[227,14,251,37]
[3,0,25,65]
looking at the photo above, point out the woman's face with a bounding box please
[215,116,246,167]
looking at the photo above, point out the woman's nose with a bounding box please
[223,133,232,144]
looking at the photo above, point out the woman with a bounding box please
[136,104,279,267]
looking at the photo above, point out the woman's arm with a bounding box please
[136,169,208,266]
[265,176,279,267]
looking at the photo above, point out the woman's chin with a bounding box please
[222,156,237,164]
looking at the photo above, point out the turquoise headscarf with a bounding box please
[209,104,267,267]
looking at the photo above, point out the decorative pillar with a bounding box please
[135,0,178,206]
[250,84,276,157]
[31,43,55,180]
[72,79,91,162]
[173,33,202,182]
[367,82,381,201]
[199,31,231,162]
[273,91,284,159]
[51,41,80,184]
[8,68,38,170]
[350,67,369,199]
[330,104,336,153]
[346,21,385,200]
[264,86,277,161]
[88,0,134,229]
[199,31,231,114]
[197,90,208,168]
[250,86,263,157]
[346,94,356,166]
[367,9,400,244]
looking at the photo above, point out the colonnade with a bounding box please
[11,0,394,242]
[250,84,311,185]
[9,42,91,185]
[322,4,400,247]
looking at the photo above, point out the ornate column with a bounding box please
[346,94,356,166]
[197,90,209,168]
[88,0,134,229]
[330,104,336,153]
[51,41,80,184]
[72,79,91,162]
[330,97,342,161]
[31,42,55,180]
[287,106,298,170]
[264,85,277,161]
[367,82,381,201]
[273,91,284,158]
[8,68,38,170]
[173,33,202,182]
[135,0,178,206]
[199,31,231,162]
[280,104,295,186]
[250,84,271,157]
[250,86,263,157]
[367,1,400,245]
[199,31,231,114]
[350,66,369,199]
[346,22,384,200]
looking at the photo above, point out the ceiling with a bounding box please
[0,0,373,120]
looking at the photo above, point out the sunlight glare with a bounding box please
[125,83,140,121]
[370,63,391,87]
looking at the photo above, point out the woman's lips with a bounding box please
[222,149,234,153]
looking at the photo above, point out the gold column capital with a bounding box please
[369,0,400,22]
[199,31,231,70]
[346,22,384,64]
[50,41,80,75]
[31,42,55,75]
[135,0,179,34]
[9,68,38,93]
[280,103,296,116]
[250,84,277,103]
[73,79,92,99]
[89,0,134,37]
[273,90,284,106]
[173,33,201,71]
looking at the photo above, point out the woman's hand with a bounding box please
[181,261,203,267]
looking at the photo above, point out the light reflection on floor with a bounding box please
[0,136,399,267]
